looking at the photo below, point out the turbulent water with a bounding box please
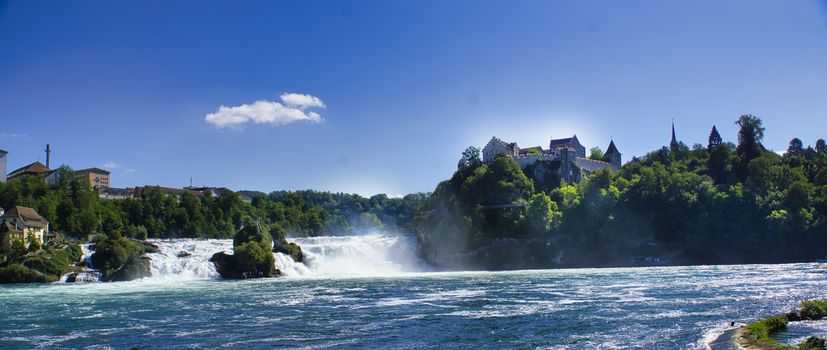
[142,234,426,280]
[2,235,827,349]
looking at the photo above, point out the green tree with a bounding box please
[736,115,765,155]
[816,139,827,154]
[708,125,723,150]
[788,138,804,156]
[735,114,766,180]
[589,147,604,160]
[525,193,561,235]
[458,146,482,171]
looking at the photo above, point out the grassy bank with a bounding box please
[738,299,827,350]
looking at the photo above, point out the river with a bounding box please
[1,234,826,349]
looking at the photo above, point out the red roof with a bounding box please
[7,162,50,179]
[1,206,48,228]
[75,167,111,175]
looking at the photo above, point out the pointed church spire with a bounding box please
[670,120,679,151]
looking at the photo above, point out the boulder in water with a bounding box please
[210,252,235,278]
[136,240,160,254]
[211,223,279,279]
[176,251,192,258]
[271,224,303,262]
[109,256,152,282]
[273,241,303,263]
[64,272,78,283]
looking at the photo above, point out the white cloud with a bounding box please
[280,93,326,109]
[124,168,136,175]
[101,161,120,170]
[205,92,326,129]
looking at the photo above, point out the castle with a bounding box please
[483,135,620,183]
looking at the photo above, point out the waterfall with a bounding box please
[58,234,426,282]
[283,234,427,277]
[58,243,102,283]
[144,239,233,280]
[81,243,95,267]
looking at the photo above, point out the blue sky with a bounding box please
[2,0,827,196]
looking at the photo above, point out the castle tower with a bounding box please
[603,140,621,170]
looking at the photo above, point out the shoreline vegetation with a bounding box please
[2,114,827,283]
[725,299,827,350]
[417,115,827,269]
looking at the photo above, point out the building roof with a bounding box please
[549,135,579,148]
[135,185,204,197]
[103,187,132,195]
[489,137,518,152]
[1,221,22,235]
[75,167,111,175]
[0,149,7,156]
[7,162,51,179]
[605,140,620,155]
[1,206,48,227]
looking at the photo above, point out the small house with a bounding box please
[0,206,49,246]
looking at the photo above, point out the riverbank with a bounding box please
[710,299,827,350]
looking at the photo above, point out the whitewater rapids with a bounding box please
[142,234,426,281]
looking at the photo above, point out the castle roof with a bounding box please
[7,162,50,179]
[605,140,620,155]
[489,137,518,151]
[549,135,580,148]
[548,138,573,147]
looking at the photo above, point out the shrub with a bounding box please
[19,244,82,278]
[798,337,827,350]
[0,264,49,283]
[278,242,304,263]
[91,232,144,281]
[746,315,788,342]
[801,300,827,320]
[233,224,272,248]
[233,241,276,278]
[125,225,149,240]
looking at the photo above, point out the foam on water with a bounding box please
[57,243,102,283]
[141,234,426,280]
[287,234,427,277]
[144,239,233,280]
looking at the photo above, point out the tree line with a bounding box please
[0,168,427,240]
[416,115,827,269]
